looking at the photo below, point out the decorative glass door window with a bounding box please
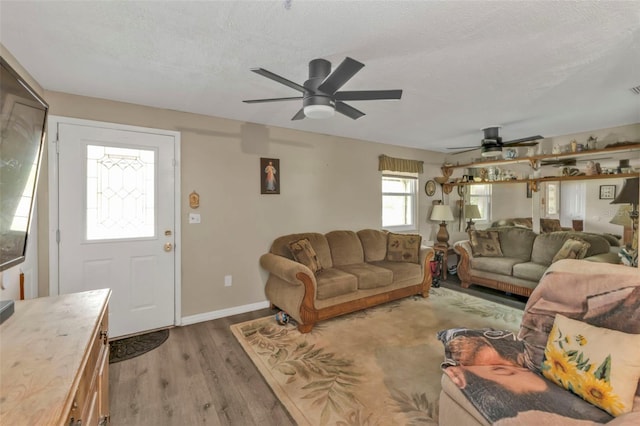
[86,145,156,240]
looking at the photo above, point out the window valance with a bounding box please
[378,155,424,174]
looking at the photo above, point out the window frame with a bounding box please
[467,184,492,223]
[381,173,419,232]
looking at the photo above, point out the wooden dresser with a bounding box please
[0,289,111,425]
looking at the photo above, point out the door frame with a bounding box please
[47,116,182,326]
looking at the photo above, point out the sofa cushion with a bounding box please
[335,263,393,289]
[271,233,333,268]
[469,230,503,257]
[512,262,548,282]
[551,238,590,263]
[326,230,364,266]
[315,268,358,300]
[357,229,388,262]
[386,233,421,263]
[288,238,323,274]
[531,232,571,266]
[565,232,611,257]
[532,232,612,266]
[541,314,640,417]
[471,257,522,276]
[371,260,422,283]
[493,227,536,261]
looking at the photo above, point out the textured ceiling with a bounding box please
[1,1,639,153]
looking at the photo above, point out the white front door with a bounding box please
[51,118,180,338]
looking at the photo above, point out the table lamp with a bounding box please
[430,205,454,247]
[610,177,638,264]
[464,204,482,232]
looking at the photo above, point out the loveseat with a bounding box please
[455,227,621,297]
[438,259,640,425]
[260,229,434,333]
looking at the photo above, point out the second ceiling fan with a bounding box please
[243,57,402,120]
[450,126,543,157]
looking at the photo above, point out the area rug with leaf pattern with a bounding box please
[231,287,523,425]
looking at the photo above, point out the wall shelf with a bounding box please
[443,143,640,172]
[439,143,640,192]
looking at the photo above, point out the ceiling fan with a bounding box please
[449,126,543,157]
[243,57,402,120]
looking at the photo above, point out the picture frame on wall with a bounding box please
[261,157,280,194]
[599,184,616,200]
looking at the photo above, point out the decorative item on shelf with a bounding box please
[430,205,454,247]
[610,177,639,265]
[587,135,598,150]
[502,148,518,159]
[570,139,578,152]
[464,204,482,232]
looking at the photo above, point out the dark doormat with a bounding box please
[109,329,170,364]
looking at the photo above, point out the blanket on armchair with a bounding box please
[439,261,640,425]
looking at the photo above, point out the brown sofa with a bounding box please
[260,229,434,333]
[439,260,640,425]
[455,227,621,297]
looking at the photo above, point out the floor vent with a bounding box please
[630,85,640,95]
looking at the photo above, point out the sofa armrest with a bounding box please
[453,241,473,283]
[259,252,316,286]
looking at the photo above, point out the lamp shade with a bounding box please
[610,205,633,226]
[464,204,482,219]
[611,177,639,205]
[430,205,454,222]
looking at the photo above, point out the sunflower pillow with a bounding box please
[541,314,640,416]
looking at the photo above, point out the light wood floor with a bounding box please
[109,308,296,426]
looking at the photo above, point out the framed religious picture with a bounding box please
[599,184,616,200]
[261,158,280,194]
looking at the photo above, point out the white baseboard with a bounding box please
[180,300,271,326]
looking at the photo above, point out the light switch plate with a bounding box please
[189,213,201,224]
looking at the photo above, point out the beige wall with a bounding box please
[42,91,446,317]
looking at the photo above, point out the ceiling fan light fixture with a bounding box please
[481,145,502,157]
[303,104,335,119]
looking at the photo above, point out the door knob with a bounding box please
[164,243,173,252]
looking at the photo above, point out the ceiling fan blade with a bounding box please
[503,135,543,145]
[447,146,481,150]
[250,68,306,93]
[334,90,403,101]
[335,101,365,120]
[291,108,306,121]
[243,96,303,103]
[317,57,364,95]
[449,147,482,155]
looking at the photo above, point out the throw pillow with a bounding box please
[288,238,323,274]
[541,314,640,417]
[551,238,590,263]
[386,233,421,263]
[469,230,503,257]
